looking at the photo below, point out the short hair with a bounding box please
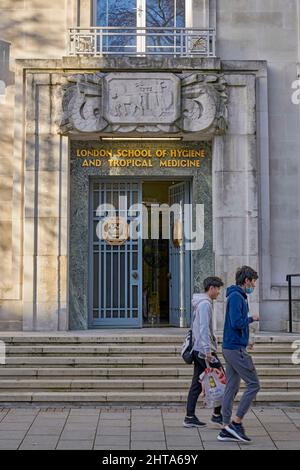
[203,276,224,292]
[235,266,258,286]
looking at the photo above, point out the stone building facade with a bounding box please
[0,0,299,332]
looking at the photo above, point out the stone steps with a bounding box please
[0,355,295,367]
[0,378,299,391]
[0,332,299,404]
[0,366,299,378]
[0,390,299,404]
[4,344,296,355]
[0,333,299,344]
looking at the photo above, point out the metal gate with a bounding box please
[169,181,192,327]
[89,180,142,328]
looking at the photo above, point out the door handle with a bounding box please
[132,271,138,280]
[167,272,172,280]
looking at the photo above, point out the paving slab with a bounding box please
[96,427,131,436]
[94,436,130,446]
[166,436,202,446]
[163,420,185,427]
[263,423,298,432]
[0,440,22,450]
[131,409,162,416]
[131,442,167,450]
[0,406,297,450]
[274,441,300,450]
[0,422,33,431]
[165,427,199,435]
[94,445,130,450]
[100,412,130,420]
[0,430,28,440]
[131,432,165,441]
[244,428,270,436]
[240,445,277,450]
[60,430,96,440]
[63,424,97,431]
[267,431,300,441]
[28,428,64,436]
[56,440,94,450]
[19,436,59,450]
[167,446,204,450]
[203,444,240,450]
[98,420,130,428]
[291,420,300,429]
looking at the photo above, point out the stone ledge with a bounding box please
[15,56,222,72]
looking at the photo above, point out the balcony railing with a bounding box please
[68,27,216,58]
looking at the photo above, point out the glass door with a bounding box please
[90,180,143,328]
[168,181,191,327]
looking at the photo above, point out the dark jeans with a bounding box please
[186,351,222,417]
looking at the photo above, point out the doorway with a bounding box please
[142,181,171,327]
[89,178,192,328]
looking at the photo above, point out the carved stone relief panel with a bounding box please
[59,72,227,137]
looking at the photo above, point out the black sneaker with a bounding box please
[183,416,207,428]
[225,422,252,443]
[210,413,223,428]
[217,429,241,442]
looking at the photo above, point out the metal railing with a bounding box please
[68,27,216,58]
[286,274,300,333]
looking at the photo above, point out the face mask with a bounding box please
[246,287,254,295]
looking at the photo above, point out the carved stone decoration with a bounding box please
[58,72,227,137]
[60,73,108,134]
[181,73,228,135]
[104,73,180,126]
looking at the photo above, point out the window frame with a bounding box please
[92,0,189,28]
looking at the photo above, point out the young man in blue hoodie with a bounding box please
[217,266,260,443]
[183,276,224,429]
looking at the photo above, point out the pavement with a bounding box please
[0,406,300,450]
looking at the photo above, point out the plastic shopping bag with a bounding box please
[199,366,227,409]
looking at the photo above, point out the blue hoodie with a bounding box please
[222,285,254,350]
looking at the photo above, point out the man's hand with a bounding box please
[205,352,212,362]
[252,315,260,322]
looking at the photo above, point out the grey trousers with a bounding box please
[221,348,260,425]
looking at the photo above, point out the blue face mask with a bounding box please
[246,287,254,295]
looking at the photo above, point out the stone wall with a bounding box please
[0,56,259,330]
[69,140,213,329]
[216,0,300,330]
[0,0,76,329]
[0,0,299,331]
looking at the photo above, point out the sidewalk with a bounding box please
[0,406,300,450]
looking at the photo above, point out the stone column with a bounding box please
[79,0,92,27]
[23,72,69,331]
[192,0,211,28]
[213,74,259,331]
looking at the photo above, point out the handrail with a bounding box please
[68,27,216,58]
[286,274,300,333]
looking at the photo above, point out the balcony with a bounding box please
[68,27,216,58]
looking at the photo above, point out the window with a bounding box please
[95,0,185,54]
